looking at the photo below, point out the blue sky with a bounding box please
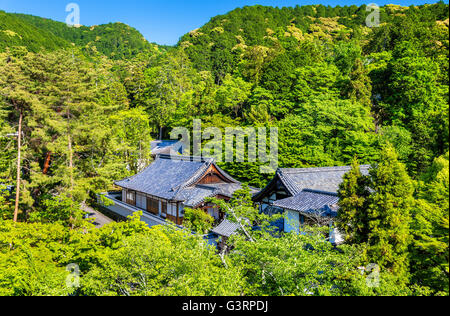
[0,0,447,45]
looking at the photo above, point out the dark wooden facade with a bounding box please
[197,165,232,185]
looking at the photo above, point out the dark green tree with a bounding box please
[365,144,414,281]
[337,158,371,243]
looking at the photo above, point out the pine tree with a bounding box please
[0,50,39,221]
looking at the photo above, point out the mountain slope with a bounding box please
[12,13,161,59]
[1,11,163,59]
[0,10,70,52]
[178,3,449,83]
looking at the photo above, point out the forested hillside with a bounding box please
[0,2,449,296]
[170,2,448,185]
[1,11,164,59]
[0,10,70,52]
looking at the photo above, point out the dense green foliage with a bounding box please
[0,2,448,296]
[183,208,215,234]
[411,153,449,293]
[0,11,69,52]
[1,11,164,59]
[338,146,414,281]
[0,203,426,296]
[338,148,449,294]
[145,2,448,184]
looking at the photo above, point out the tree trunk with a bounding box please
[13,111,22,222]
[68,134,74,194]
[68,133,75,230]
[43,152,52,174]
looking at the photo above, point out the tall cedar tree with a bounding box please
[337,157,371,244]
[365,144,414,281]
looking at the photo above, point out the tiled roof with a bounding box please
[212,219,241,238]
[115,155,243,207]
[151,140,184,155]
[200,183,260,198]
[115,155,215,201]
[278,165,371,196]
[177,183,260,208]
[175,186,217,208]
[273,189,340,217]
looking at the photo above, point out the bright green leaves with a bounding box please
[183,208,215,235]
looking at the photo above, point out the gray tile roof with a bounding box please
[176,186,217,208]
[115,155,242,207]
[211,219,241,238]
[115,155,215,201]
[151,140,184,155]
[273,189,340,217]
[176,183,260,208]
[278,165,371,195]
[200,183,260,198]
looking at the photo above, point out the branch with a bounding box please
[225,204,254,242]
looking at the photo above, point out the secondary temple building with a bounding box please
[253,165,370,238]
[102,154,256,227]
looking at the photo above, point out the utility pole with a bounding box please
[13,110,22,223]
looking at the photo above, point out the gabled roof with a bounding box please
[273,189,340,217]
[212,219,241,238]
[278,165,371,195]
[114,155,239,203]
[254,165,371,201]
[175,183,260,208]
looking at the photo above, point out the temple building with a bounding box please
[253,165,371,241]
[100,154,257,227]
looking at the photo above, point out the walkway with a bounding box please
[83,204,114,228]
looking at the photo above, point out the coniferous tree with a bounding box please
[365,144,414,281]
[337,157,371,243]
[0,50,39,220]
[411,153,449,293]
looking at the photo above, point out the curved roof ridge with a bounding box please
[277,169,301,195]
[302,189,339,196]
[280,165,371,174]
[156,154,214,163]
